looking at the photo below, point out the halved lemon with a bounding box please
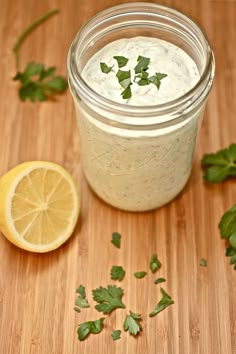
[0,161,80,253]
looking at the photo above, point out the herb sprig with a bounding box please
[13,9,67,102]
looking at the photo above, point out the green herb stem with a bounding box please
[13,9,59,71]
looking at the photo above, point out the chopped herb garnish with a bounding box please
[200,258,207,267]
[77,318,105,341]
[116,69,131,88]
[74,285,89,312]
[110,266,126,281]
[121,85,132,99]
[150,254,162,273]
[154,277,166,285]
[134,271,147,279]
[100,62,112,74]
[92,285,125,314]
[134,55,150,74]
[149,73,168,90]
[123,311,142,336]
[111,329,121,341]
[149,288,174,317]
[201,144,236,183]
[136,69,150,86]
[113,56,129,68]
[111,232,121,248]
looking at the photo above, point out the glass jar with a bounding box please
[67,2,215,212]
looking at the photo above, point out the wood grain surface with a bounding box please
[0,0,236,353]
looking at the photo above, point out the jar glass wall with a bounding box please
[67,3,215,211]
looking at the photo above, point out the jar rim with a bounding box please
[67,2,215,118]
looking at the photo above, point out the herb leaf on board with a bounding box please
[77,318,105,341]
[92,285,126,314]
[149,288,174,317]
[110,266,126,281]
[123,311,142,336]
[150,254,162,273]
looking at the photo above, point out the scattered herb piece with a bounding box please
[150,254,162,273]
[200,258,207,267]
[116,69,132,88]
[225,246,236,269]
[111,329,121,341]
[110,266,126,281]
[134,55,150,74]
[113,56,129,68]
[111,232,121,248]
[100,62,112,74]
[74,285,89,312]
[13,9,67,102]
[77,318,105,341]
[149,73,168,90]
[92,285,125,314]
[149,288,174,317]
[123,311,142,336]
[154,277,166,285]
[134,271,147,279]
[201,144,236,183]
[121,85,132,99]
[135,69,150,86]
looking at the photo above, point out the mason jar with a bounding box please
[67,2,215,212]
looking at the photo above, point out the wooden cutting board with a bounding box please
[0,0,235,353]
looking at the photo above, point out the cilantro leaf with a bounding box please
[116,70,131,88]
[113,56,129,68]
[76,285,86,298]
[110,266,125,281]
[123,311,142,336]
[134,271,147,279]
[154,277,166,285]
[111,232,121,248]
[121,85,132,99]
[134,56,150,74]
[219,205,236,242]
[77,318,105,341]
[111,329,121,341]
[149,288,174,317]
[92,285,125,314]
[149,73,168,90]
[100,62,112,74]
[14,61,67,102]
[200,258,207,267]
[135,69,150,86]
[201,144,236,183]
[150,254,162,273]
[74,285,89,311]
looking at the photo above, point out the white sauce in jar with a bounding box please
[75,37,203,211]
[82,37,199,105]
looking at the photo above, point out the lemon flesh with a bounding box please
[0,161,80,252]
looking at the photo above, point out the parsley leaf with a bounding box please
[77,318,105,341]
[149,288,174,317]
[150,254,162,273]
[110,266,126,281]
[113,56,129,68]
[92,285,125,314]
[100,62,112,74]
[134,271,147,279]
[149,73,168,90]
[111,232,121,248]
[121,85,132,99]
[219,204,236,246]
[123,311,142,336]
[14,62,67,102]
[134,56,150,74]
[111,329,121,341]
[154,277,166,285]
[200,258,207,267]
[201,144,236,183]
[74,285,89,311]
[116,70,131,88]
[136,69,150,86]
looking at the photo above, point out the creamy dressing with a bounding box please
[74,37,203,211]
[82,37,199,105]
